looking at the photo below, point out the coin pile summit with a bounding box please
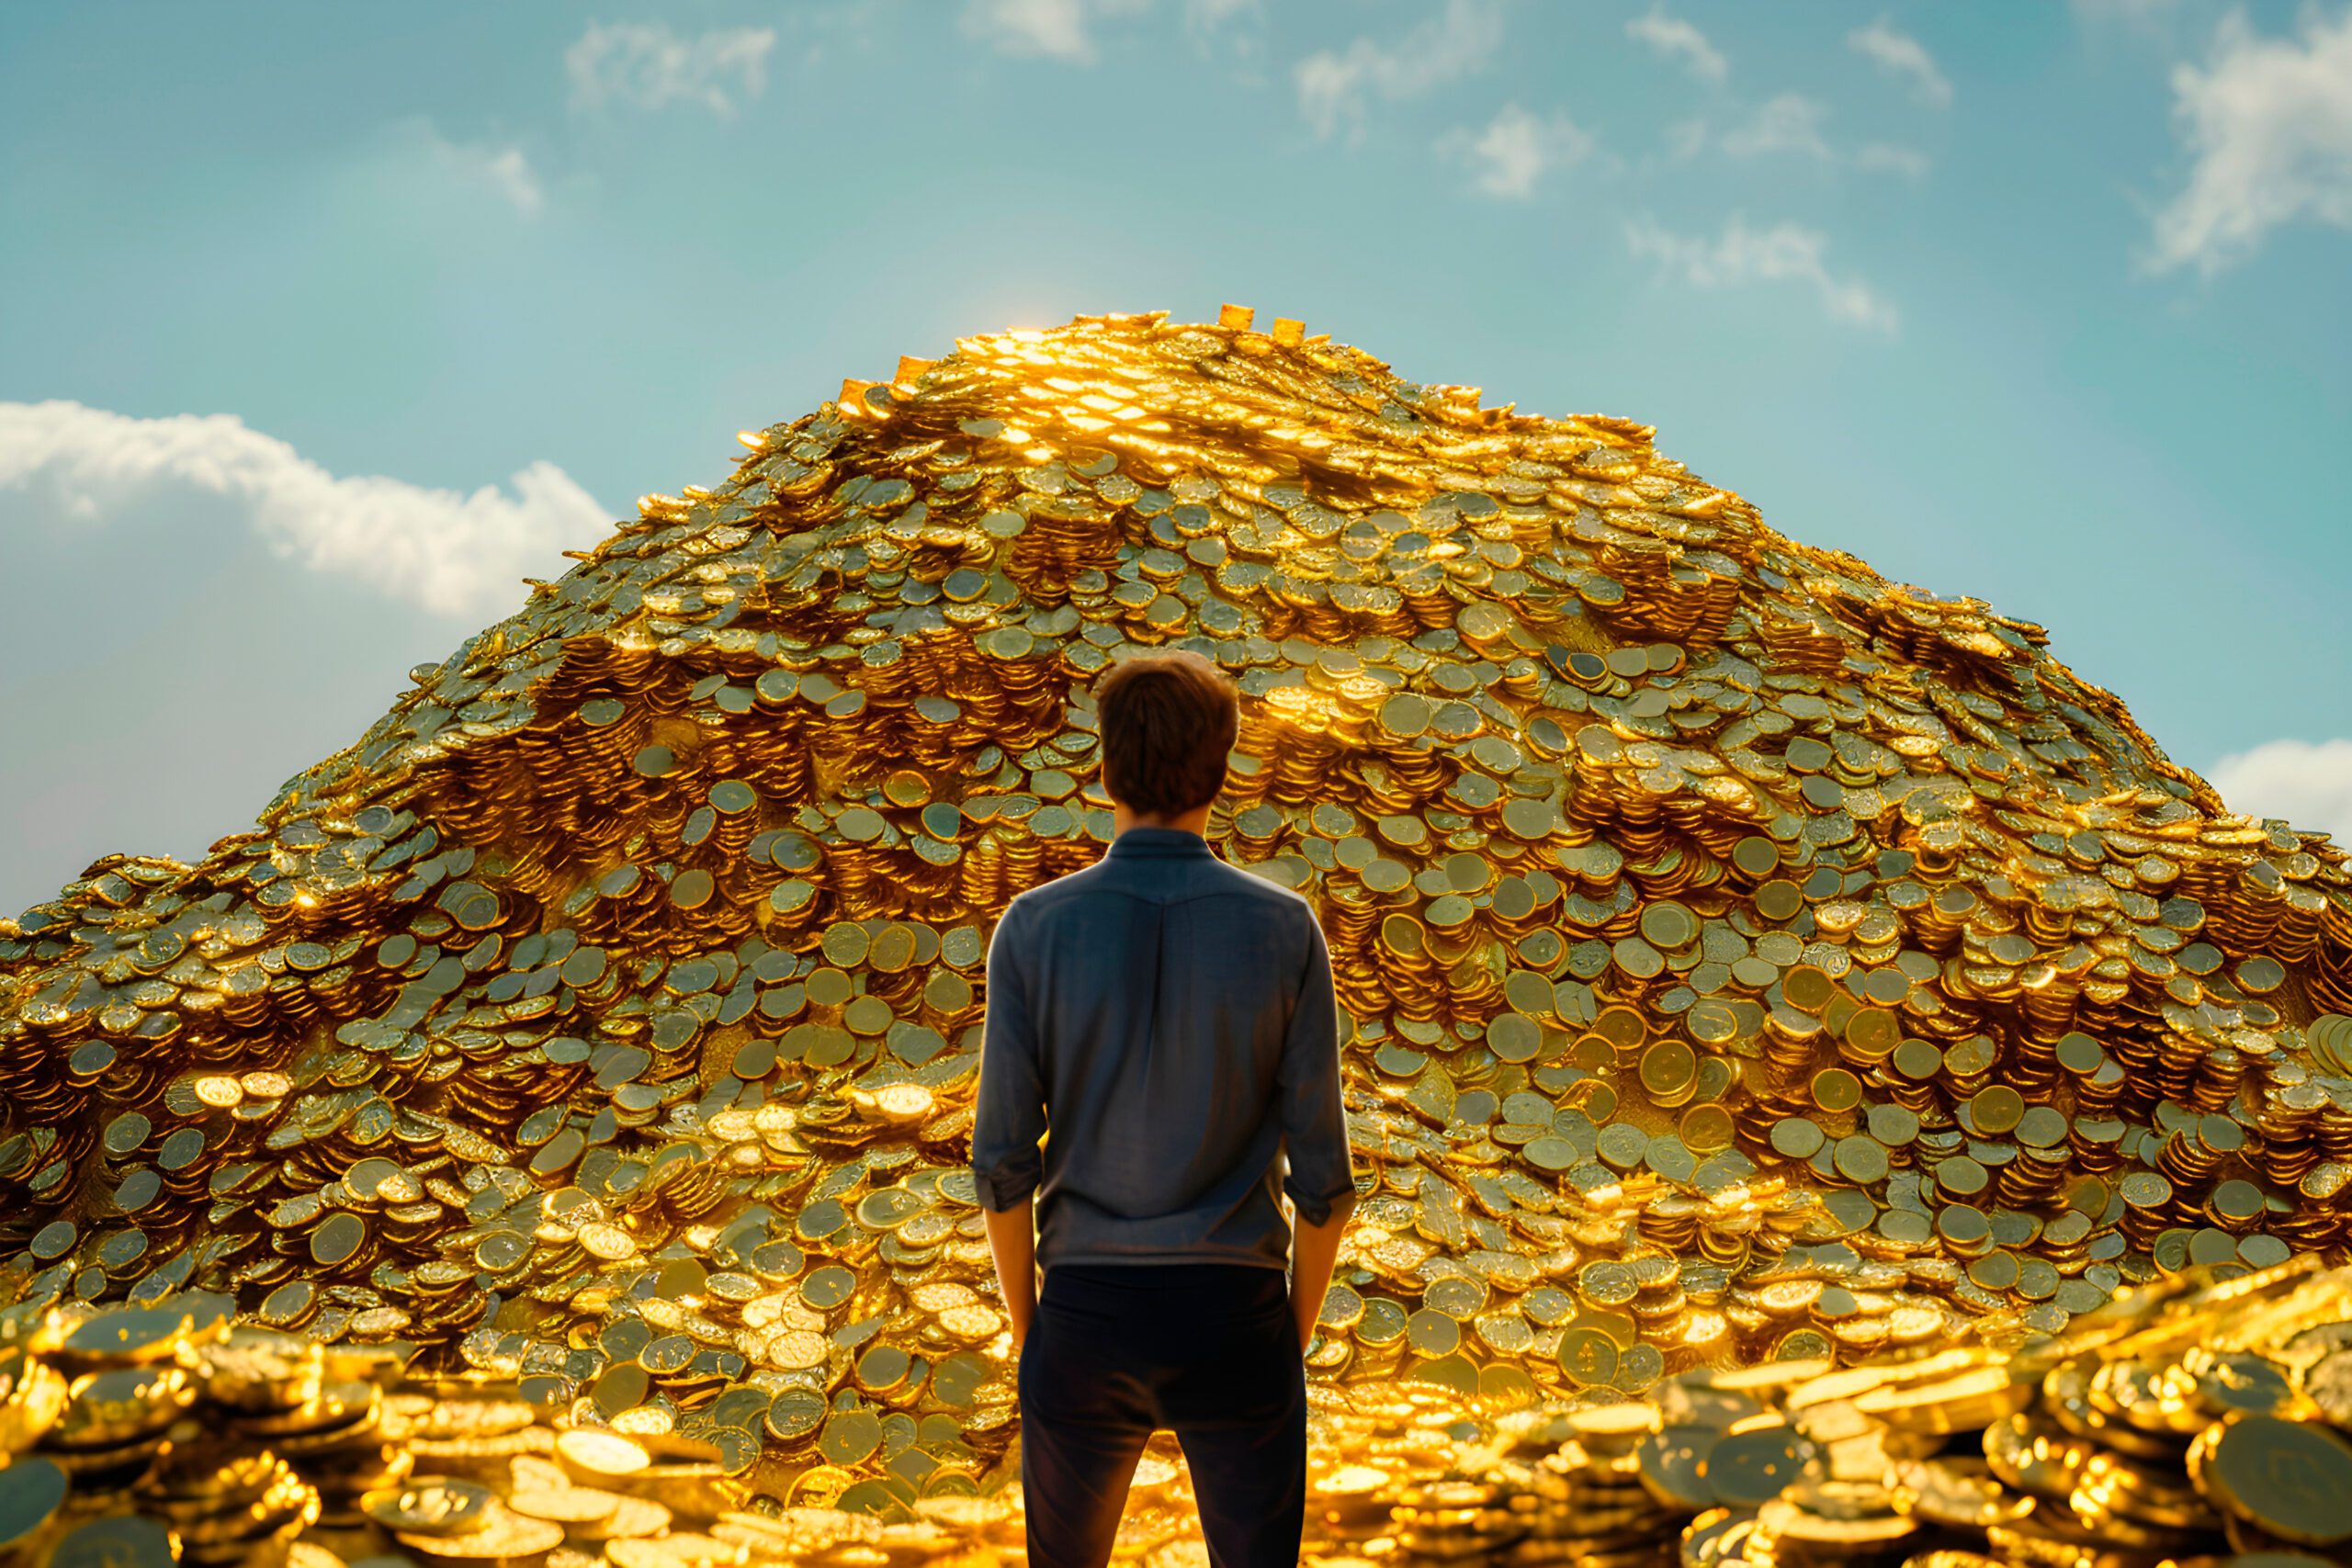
[5,308,2350,1529]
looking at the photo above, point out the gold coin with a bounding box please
[1811,1068,1862,1114]
[1680,1104,1735,1153]
[555,1429,650,1486]
[1639,1040,1696,1099]
[2190,1415,2352,1547]
[509,1487,620,1525]
[1969,1087,2025,1136]
[0,1458,68,1550]
[1833,1136,1889,1184]
[192,1075,243,1109]
[47,1517,178,1568]
[1704,1426,1811,1507]
[1640,902,1697,951]
[364,1478,494,1537]
[1771,1118,1826,1160]
[1557,1327,1618,1387]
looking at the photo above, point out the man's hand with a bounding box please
[1288,1195,1356,1355]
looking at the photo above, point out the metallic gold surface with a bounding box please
[4,309,2351,1556]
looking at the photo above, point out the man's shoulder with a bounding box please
[1193,858,1319,920]
[1006,849,1317,922]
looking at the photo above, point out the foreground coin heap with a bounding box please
[5,1265,2350,1565]
[4,308,2351,1522]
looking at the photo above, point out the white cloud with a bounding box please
[1624,213,1900,332]
[1849,15,1952,107]
[959,0,1151,64]
[1626,8,1727,82]
[1295,0,1505,142]
[565,22,777,118]
[968,0,1084,62]
[356,118,554,220]
[1855,141,1931,178]
[1443,103,1595,197]
[0,401,612,621]
[412,125,544,216]
[1722,93,1833,159]
[474,147,543,216]
[2207,738,2352,845]
[2143,6,2352,276]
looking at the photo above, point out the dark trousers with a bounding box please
[1017,1261,1306,1568]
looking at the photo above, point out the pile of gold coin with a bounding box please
[7,1269,2347,1566]
[5,307,2351,1526]
[0,1291,1023,1565]
[1654,1249,2352,1566]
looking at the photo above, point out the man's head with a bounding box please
[1093,649,1238,820]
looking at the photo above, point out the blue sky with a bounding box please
[3,0,2348,910]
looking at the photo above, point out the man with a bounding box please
[968,647,1362,1568]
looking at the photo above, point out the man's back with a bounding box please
[968,826,1357,1274]
[978,649,1351,1568]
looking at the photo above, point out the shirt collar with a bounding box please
[1105,827,1215,860]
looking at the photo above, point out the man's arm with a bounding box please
[980,1198,1037,1348]
[969,900,1048,1348]
[1274,907,1361,1353]
[1288,1201,1354,1354]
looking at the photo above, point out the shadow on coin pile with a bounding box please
[4,308,2352,1534]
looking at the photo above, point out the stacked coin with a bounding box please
[0,1292,1002,1566]
[4,308,2350,1518]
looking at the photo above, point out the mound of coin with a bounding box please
[5,305,2351,1520]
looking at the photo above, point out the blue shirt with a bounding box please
[967,827,1361,1274]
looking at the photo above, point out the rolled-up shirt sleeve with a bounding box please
[1276,908,1358,1227]
[970,899,1047,1212]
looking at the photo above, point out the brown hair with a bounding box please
[1093,649,1238,818]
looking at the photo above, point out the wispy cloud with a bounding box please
[1625,7,1727,82]
[2207,737,2352,845]
[411,124,544,217]
[1722,94,1833,160]
[960,0,1150,64]
[1181,0,1266,71]
[1295,0,1505,142]
[472,147,543,216]
[2142,6,2352,276]
[1849,15,1952,107]
[1677,96,1927,177]
[0,402,611,621]
[1625,213,1900,332]
[565,22,777,118]
[1442,103,1596,197]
